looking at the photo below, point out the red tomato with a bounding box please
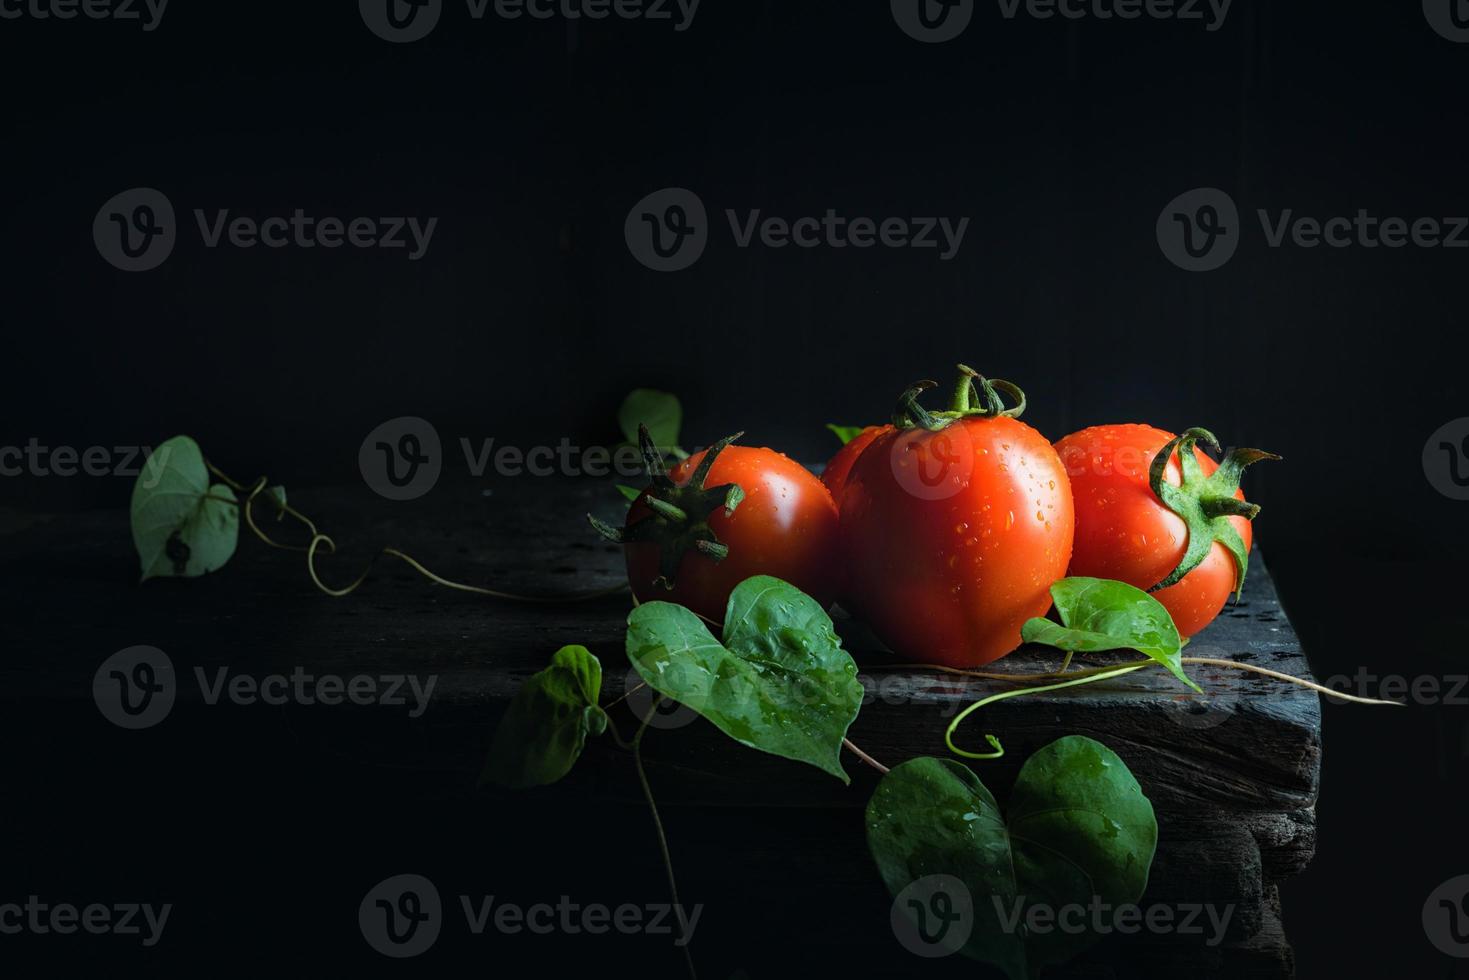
[821,425,888,504]
[1055,424,1260,638]
[621,443,841,623]
[841,385,1075,668]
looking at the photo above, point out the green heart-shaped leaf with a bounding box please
[618,389,682,455]
[482,645,606,789]
[129,435,239,581]
[626,576,864,783]
[1022,577,1198,692]
[868,736,1158,979]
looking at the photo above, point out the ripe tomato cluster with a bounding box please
[600,365,1275,668]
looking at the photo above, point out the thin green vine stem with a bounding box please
[843,737,891,775]
[602,712,632,751]
[632,702,698,980]
[603,681,647,713]
[203,460,628,603]
[885,656,1401,705]
[945,663,1155,759]
[941,653,1402,761]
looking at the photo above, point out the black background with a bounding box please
[2,1,1467,977]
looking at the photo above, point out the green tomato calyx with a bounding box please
[587,424,745,589]
[1147,426,1280,598]
[892,364,1027,432]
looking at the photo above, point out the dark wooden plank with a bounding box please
[2,472,1313,975]
[0,474,1319,811]
[0,473,1320,822]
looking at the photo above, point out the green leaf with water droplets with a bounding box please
[867,736,1157,979]
[625,575,864,783]
[1022,577,1199,692]
[129,435,239,581]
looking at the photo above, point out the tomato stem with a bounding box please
[1146,427,1280,597]
[949,364,980,413]
[894,365,1028,431]
[891,379,943,429]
